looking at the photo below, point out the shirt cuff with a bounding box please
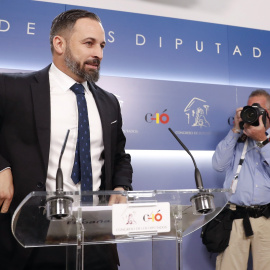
[227,129,241,142]
[0,167,11,173]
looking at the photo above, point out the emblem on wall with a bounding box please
[184,98,210,127]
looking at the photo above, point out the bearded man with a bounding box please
[0,9,133,270]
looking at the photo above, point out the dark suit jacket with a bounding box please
[0,65,133,269]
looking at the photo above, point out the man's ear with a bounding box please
[53,35,66,55]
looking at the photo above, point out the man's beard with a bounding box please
[64,47,100,83]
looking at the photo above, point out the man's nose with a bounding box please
[92,45,103,60]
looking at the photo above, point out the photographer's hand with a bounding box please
[232,107,243,133]
[243,115,267,141]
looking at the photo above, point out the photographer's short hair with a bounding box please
[249,89,270,108]
[50,9,101,53]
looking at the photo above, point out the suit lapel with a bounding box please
[31,65,51,172]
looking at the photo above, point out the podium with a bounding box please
[12,189,230,270]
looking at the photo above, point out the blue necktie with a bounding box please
[70,83,93,193]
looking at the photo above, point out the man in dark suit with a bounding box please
[0,9,133,270]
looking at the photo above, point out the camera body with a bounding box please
[240,103,267,128]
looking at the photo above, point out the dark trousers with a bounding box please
[1,212,119,270]
[24,245,119,270]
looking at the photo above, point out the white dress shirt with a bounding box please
[46,63,104,196]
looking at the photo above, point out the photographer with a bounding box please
[213,89,270,270]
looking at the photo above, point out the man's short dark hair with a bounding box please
[249,89,270,108]
[50,9,101,53]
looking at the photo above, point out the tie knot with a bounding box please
[70,83,85,95]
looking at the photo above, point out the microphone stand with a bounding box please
[46,130,74,220]
[168,128,214,215]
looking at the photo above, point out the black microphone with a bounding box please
[56,129,70,193]
[168,128,203,190]
[168,128,214,214]
[46,129,73,220]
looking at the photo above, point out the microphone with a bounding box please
[168,128,203,189]
[46,129,73,220]
[56,129,70,193]
[168,128,214,214]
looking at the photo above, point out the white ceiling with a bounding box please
[34,0,270,31]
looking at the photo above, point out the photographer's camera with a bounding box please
[240,103,267,128]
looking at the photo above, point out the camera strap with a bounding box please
[231,133,270,193]
[231,139,248,193]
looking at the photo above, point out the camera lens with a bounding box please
[241,107,258,124]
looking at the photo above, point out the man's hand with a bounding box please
[108,187,127,206]
[232,107,243,133]
[243,115,267,141]
[0,169,14,213]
